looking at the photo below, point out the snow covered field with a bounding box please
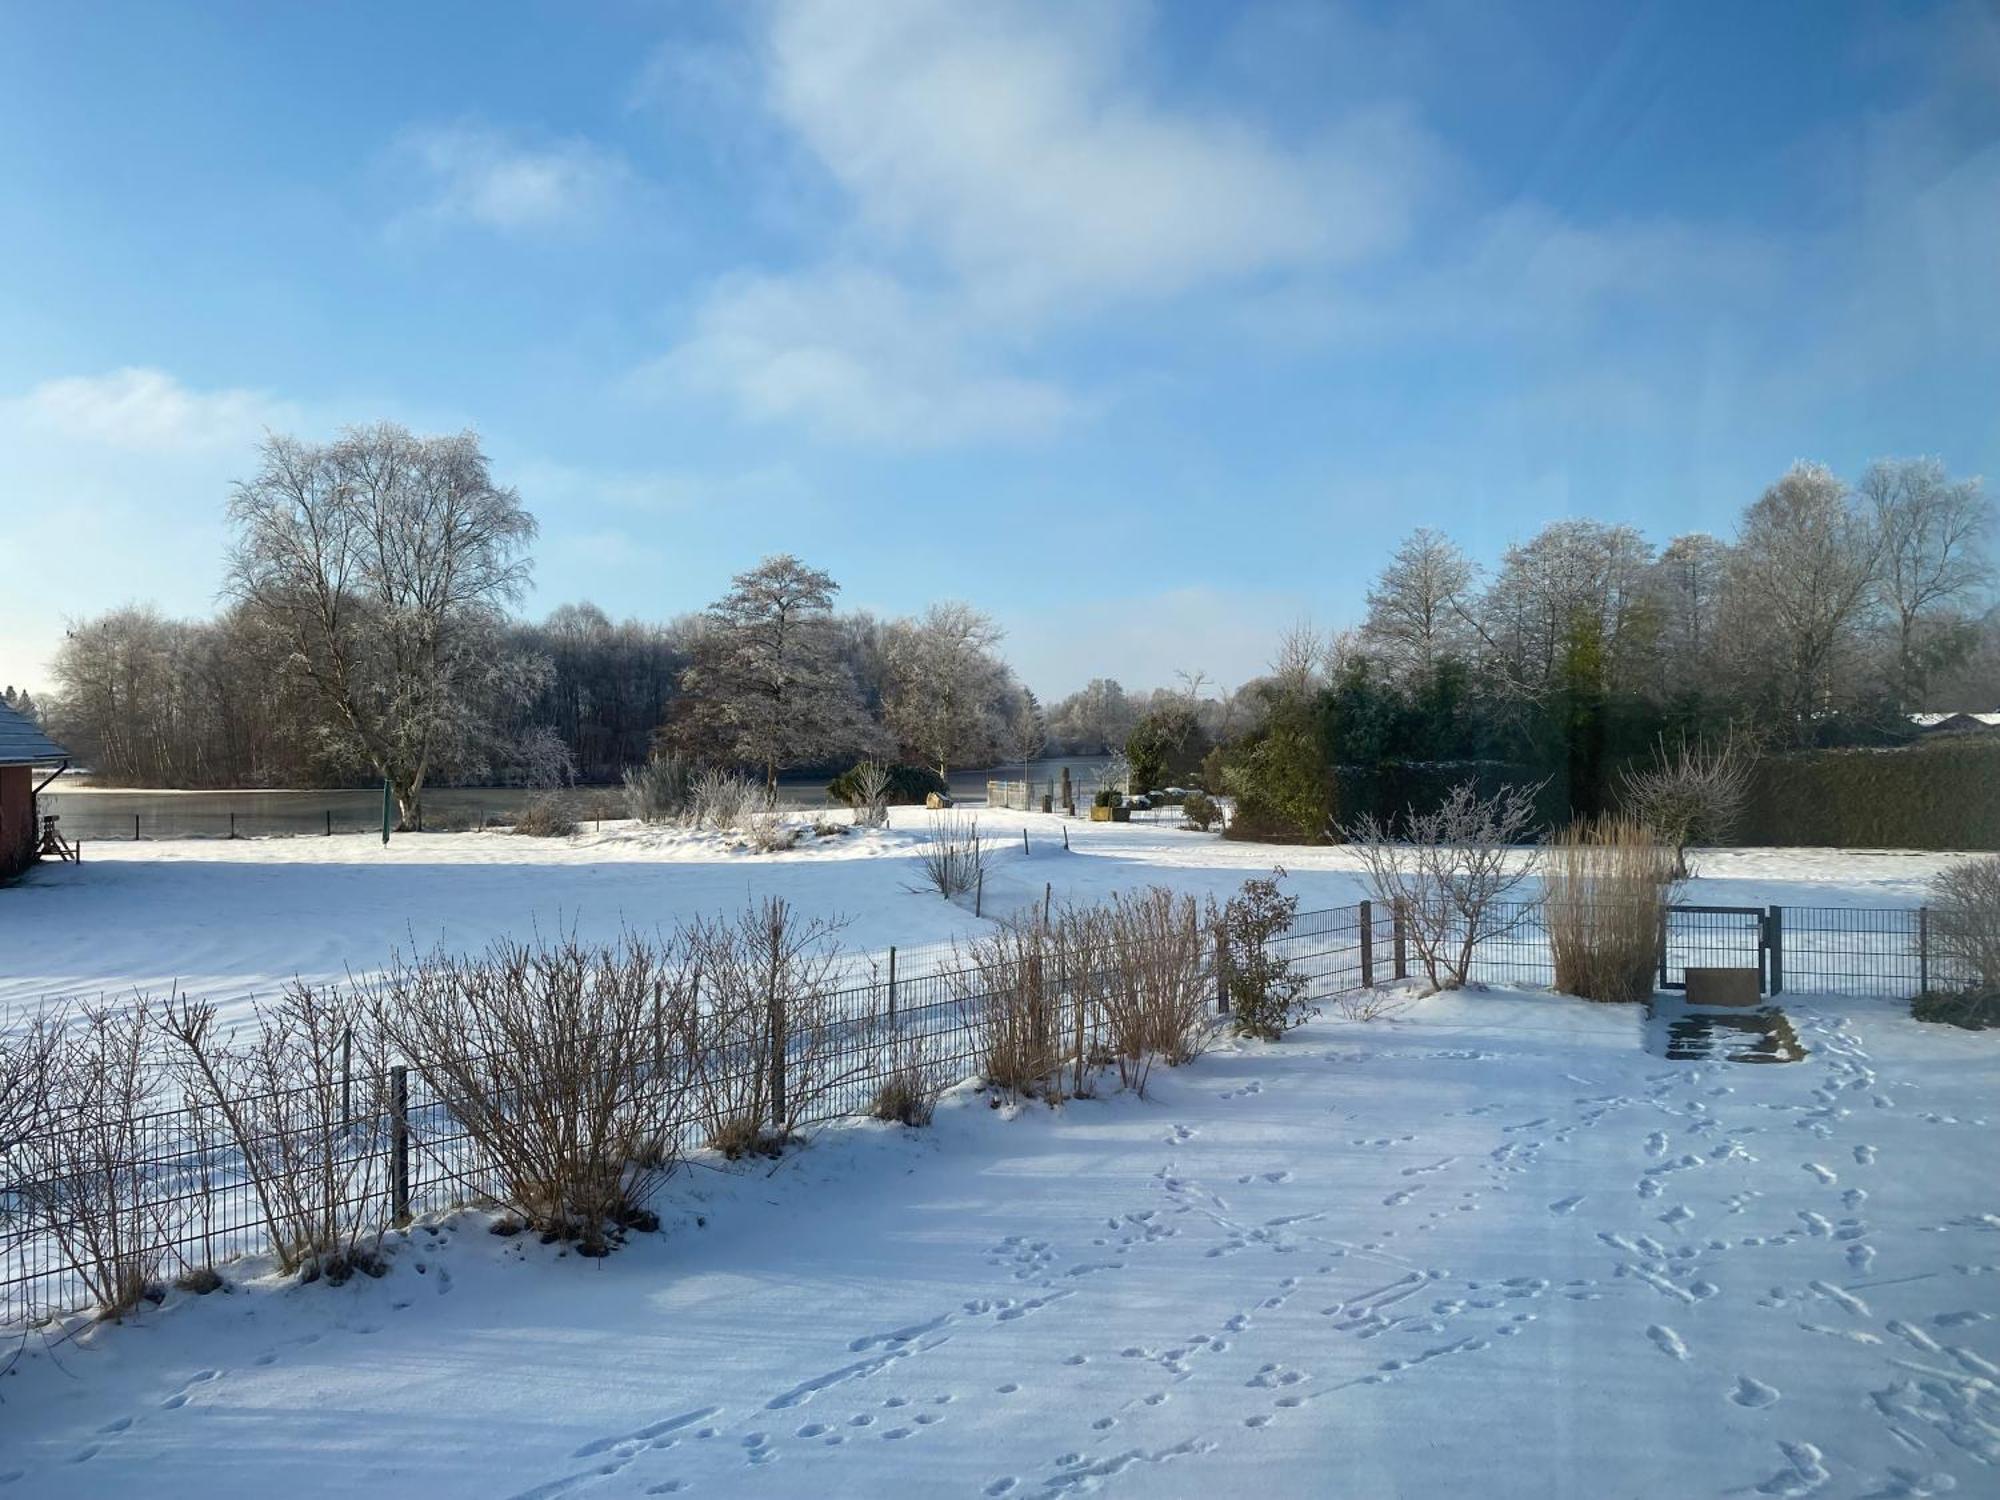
[0,808,1959,1025]
[3,986,1996,1498]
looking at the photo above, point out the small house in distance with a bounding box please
[0,698,69,880]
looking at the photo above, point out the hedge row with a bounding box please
[1739,738,2000,851]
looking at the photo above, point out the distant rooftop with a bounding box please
[0,698,68,766]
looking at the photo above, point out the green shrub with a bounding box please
[1093,787,1123,809]
[1223,871,1316,1040]
[1181,791,1220,831]
[1221,726,1332,843]
[827,762,947,808]
[1740,740,2000,850]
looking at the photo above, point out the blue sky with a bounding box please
[3,0,1995,697]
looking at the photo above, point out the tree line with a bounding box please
[38,425,1044,825]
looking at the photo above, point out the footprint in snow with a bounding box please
[1730,1376,1780,1408]
[1646,1325,1690,1360]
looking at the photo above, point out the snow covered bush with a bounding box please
[1918,856,2000,1027]
[741,807,800,853]
[162,983,395,1283]
[686,767,763,832]
[681,899,854,1156]
[1545,816,1682,1004]
[375,933,691,1253]
[19,1003,171,1319]
[920,811,986,898]
[622,752,691,824]
[1344,780,1544,990]
[1222,871,1315,1040]
[510,793,577,838]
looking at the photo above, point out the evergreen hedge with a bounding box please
[1740,739,2000,850]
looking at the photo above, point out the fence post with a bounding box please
[1918,906,1930,996]
[1062,825,1069,851]
[390,1065,410,1224]
[340,1026,353,1136]
[1393,903,1407,981]
[1657,908,1670,992]
[134,813,140,841]
[1766,905,1784,996]
[326,808,333,837]
[1044,882,1052,926]
[1215,927,1230,1015]
[1359,898,1374,988]
[229,810,236,840]
[887,947,897,1024]
[975,870,984,918]
[1023,828,1030,855]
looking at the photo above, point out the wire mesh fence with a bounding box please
[0,896,1953,1325]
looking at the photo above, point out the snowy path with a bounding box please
[3,989,1995,1498]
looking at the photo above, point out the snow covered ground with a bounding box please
[0,808,1958,1025]
[2,987,1995,1498]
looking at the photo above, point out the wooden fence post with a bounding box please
[390,1065,410,1223]
[1359,899,1374,988]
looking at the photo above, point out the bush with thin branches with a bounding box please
[161,983,395,1283]
[681,899,854,1155]
[510,793,578,838]
[1545,816,1683,1004]
[1927,854,2000,1004]
[920,811,986,899]
[845,759,893,829]
[954,917,1083,1102]
[20,1002,173,1320]
[1080,889,1218,1092]
[374,932,691,1253]
[623,752,692,824]
[869,1028,948,1127]
[686,767,763,832]
[1344,780,1544,990]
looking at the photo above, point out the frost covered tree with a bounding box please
[1361,528,1477,679]
[1859,458,1994,711]
[674,555,876,791]
[1046,678,1137,754]
[226,424,537,826]
[1721,462,1881,737]
[1648,533,1731,700]
[882,602,1017,779]
[1476,520,1656,699]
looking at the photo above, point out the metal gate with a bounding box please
[1658,904,1768,993]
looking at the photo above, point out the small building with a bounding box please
[0,698,69,880]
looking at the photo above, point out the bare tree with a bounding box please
[1269,619,1329,701]
[882,602,1015,779]
[1649,533,1731,699]
[1362,528,1477,678]
[1721,462,1881,736]
[1859,458,1995,711]
[1343,781,1545,990]
[1476,520,1656,699]
[226,424,537,826]
[673,555,876,792]
[1617,730,1756,876]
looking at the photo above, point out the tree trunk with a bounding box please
[393,773,424,832]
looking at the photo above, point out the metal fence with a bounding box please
[1,896,1951,1326]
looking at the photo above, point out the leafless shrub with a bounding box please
[849,759,892,829]
[741,807,800,853]
[955,917,1081,1102]
[0,1005,62,1160]
[161,983,394,1282]
[920,811,986,898]
[686,767,762,831]
[1332,989,1410,1022]
[1545,817,1682,1003]
[1618,731,1755,876]
[1222,870,1315,1039]
[1930,855,2000,995]
[869,1029,948,1127]
[21,1002,172,1320]
[623,752,692,824]
[375,932,691,1253]
[1344,781,1545,990]
[681,899,854,1154]
[510,793,578,838]
[1078,890,1217,1093]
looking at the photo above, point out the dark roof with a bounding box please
[0,698,68,766]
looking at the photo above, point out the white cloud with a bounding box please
[648,265,1078,445]
[764,0,1439,309]
[393,122,631,235]
[4,367,297,453]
